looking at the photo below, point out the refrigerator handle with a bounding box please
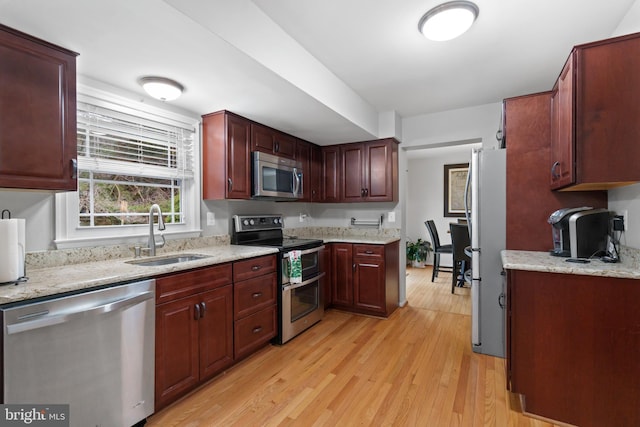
[464,153,473,239]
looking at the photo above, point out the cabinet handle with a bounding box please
[353,263,356,271]
[252,292,263,299]
[360,188,365,197]
[275,141,280,152]
[251,265,262,271]
[228,178,233,192]
[365,188,369,197]
[194,303,201,320]
[498,293,506,309]
[200,302,206,318]
[71,159,78,179]
[252,326,263,334]
[551,161,560,180]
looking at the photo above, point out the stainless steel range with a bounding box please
[231,214,324,344]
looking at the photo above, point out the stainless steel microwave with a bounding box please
[252,151,303,200]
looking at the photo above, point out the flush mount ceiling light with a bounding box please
[418,1,479,41]
[140,76,184,101]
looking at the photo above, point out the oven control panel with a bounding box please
[233,214,284,232]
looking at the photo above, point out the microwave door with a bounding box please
[255,162,296,198]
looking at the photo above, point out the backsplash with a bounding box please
[26,235,230,270]
[285,226,401,239]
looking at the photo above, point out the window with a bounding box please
[55,84,201,248]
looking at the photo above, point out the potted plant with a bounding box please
[406,238,432,268]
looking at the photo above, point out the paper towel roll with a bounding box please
[15,219,25,278]
[0,219,20,283]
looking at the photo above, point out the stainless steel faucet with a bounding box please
[147,204,166,256]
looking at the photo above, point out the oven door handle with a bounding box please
[282,245,325,258]
[282,272,325,291]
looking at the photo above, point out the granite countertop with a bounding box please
[0,245,278,305]
[501,249,640,280]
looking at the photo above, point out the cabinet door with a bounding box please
[273,132,296,159]
[310,144,323,202]
[353,257,385,315]
[331,243,353,306]
[365,140,395,201]
[296,140,311,202]
[550,56,575,189]
[155,295,200,410]
[251,123,275,154]
[198,285,234,382]
[341,143,365,202]
[0,25,77,190]
[322,146,341,202]
[226,114,252,199]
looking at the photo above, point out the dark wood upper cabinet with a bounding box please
[295,139,312,202]
[550,32,640,191]
[310,144,323,202]
[321,146,341,202]
[505,92,607,251]
[251,123,296,159]
[341,143,366,201]
[340,138,398,202]
[0,24,78,191]
[202,111,252,200]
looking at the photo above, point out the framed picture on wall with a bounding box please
[444,163,469,217]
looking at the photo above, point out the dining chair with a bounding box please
[449,223,471,294]
[425,220,453,282]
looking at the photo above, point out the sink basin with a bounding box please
[126,253,210,267]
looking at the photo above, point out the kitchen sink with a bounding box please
[126,253,210,267]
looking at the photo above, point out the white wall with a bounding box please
[406,146,480,265]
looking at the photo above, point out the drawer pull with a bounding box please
[252,292,263,298]
[251,265,262,271]
[252,326,263,334]
[365,250,374,254]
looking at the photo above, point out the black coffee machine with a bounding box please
[548,207,610,258]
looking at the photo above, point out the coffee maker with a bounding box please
[548,207,610,258]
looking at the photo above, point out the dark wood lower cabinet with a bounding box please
[506,269,640,427]
[155,255,277,411]
[330,241,399,317]
[155,276,233,411]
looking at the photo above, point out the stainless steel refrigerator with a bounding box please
[465,148,506,358]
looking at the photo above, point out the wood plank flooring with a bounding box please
[147,266,558,426]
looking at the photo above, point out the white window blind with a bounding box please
[77,101,195,179]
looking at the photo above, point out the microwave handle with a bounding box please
[293,168,301,196]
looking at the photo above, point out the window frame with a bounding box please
[55,83,201,249]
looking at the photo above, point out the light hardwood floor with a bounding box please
[147,267,558,426]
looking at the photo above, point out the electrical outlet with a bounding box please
[388,211,396,223]
[207,212,215,226]
[299,213,307,223]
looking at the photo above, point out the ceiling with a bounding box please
[0,0,636,145]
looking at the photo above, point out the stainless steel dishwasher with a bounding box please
[2,279,155,427]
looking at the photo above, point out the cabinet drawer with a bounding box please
[353,244,384,259]
[234,305,276,360]
[233,255,277,282]
[234,273,277,320]
[156,263,233,304]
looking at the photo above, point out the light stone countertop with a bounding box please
[1,229,400,306]
[501,249,640,280]
[0,245,278,305]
